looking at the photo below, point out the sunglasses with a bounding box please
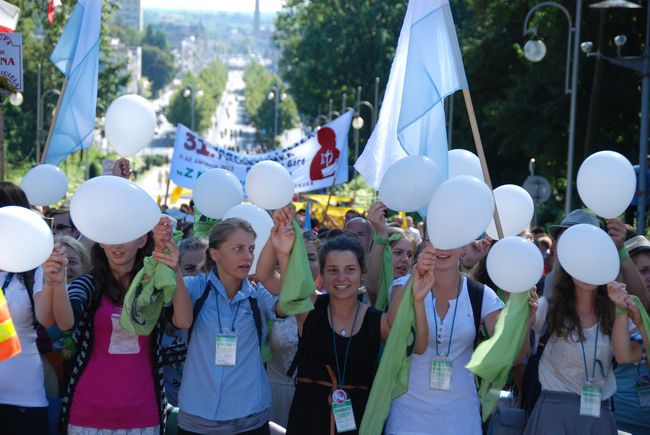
[54,223,72,231]
[303,230,318,241]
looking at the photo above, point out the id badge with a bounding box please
[580,384,602,418]
[331,389,356,433]
[430,357,453,391]
[215,333,237,366]
[637,385,650,408]
[109,313,140,354]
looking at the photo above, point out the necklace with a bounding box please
[330,299,360,337]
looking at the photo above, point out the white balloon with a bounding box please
[20,164,68,206]
[557,224,620,285]
[379,156,444,212]
[486,185,535,239]
[70,176,160,244]
[448,149,484,181]
[193,169,243,219]
[245,160,294,210]
[577,150,636,219]
[0,206,53,272]
[487,236,544,293]
[223,203,273,274]
[105,94,156,157]
[427,175,495,250]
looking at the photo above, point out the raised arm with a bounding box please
[609,219,649,307]
[609,281,643,364]
[41,246,74,330]
[365,201,389,306]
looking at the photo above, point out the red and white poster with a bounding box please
[170,111,352,193]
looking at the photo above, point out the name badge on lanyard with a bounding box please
[332,389,356,432]
[430,356,453,391]
[580,383,602,418]
[215,332,237,366]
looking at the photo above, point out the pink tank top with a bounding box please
[69,295,159,429]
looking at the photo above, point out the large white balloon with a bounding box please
[557,224,620,285]
[193,169,243,219]
[0,206,53,272]
[104,94,156,157]
[427,175,495,250]
[223,203,273,274]
[577,151,636,219]
[448,149,484,181]
[20,164,68,206]
[487,236,543,293]
[245,160,294,210]
[70,176,160,244]
[486,185,535,239]
[379,156,443,212]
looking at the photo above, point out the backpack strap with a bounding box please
[22,271,39,329]
[186,281,213,346]
[465,275,484,348]
[248,296,263,349]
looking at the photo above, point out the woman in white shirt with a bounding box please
[524,267,642,435]
[385,237,505,435]
[0,181,71,434]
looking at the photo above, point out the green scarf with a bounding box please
[360,280,415,435]
[120,257,177,336]
[466,291,530,421]
[373,232,403,312]
[632,295,650,345]
[193,208,219,238]
[278,220,315,316]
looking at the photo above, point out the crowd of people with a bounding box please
[1,159,650,435]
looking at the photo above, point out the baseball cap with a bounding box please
[625,235,650,256]
[548,209,600,239]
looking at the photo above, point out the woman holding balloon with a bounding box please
[0,182,64,434]
[47,218,191,435]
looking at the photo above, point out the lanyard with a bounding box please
[432,276,463,358]
[1,273,13,292]
[213,284,241,334]
[579,324,603,383]
[330,299,360,387]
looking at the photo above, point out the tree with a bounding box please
[142,46,175,96]
[5,1,129,166]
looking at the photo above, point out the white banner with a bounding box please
[0,33,22,94]
[170,111,353,193]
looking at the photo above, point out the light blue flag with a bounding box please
[355,0,467,188]
[397,0,467,178]
[45,0,102,165]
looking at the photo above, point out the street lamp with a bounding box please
[182,83,203,131]
[581,0,649,233]
[523,0,583,215]
[267,85,286,143]
[351,78,380,163]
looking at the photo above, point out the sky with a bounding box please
[141,0,283,13]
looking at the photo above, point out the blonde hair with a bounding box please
[54,235,91,276]
[204,218,257,272]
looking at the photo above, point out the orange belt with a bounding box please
[297,364,367,435]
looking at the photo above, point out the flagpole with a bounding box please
[462,88,505,239]
[39,77,69,164]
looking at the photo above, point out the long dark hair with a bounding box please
[319,235,366,273]
[548,266,614,340]
[90,236,154,304]
[0,182,35,291]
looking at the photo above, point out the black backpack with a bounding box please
[162,281,263,366]
[521,323,551,414]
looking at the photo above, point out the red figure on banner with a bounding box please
[310,127,340,181]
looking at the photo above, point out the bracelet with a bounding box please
[619,246,630,262]
[615,306,629,316]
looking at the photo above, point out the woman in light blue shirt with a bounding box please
[174,218,281,435]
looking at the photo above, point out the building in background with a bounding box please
[114,0,144,32]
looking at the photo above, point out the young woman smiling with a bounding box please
[264,209,431,435]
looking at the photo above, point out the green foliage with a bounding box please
[5,1,129,169]
[243,61,299,148]
[166,61,228,132]
[274,0,645,226]
[142,45,175,96]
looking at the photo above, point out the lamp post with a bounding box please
[351,78,380,162]
[523,0,583,215]
[267,85,286,143]
[581,0,649,234]
[183,82,203,131]
[0,92,24,181]
[36,64,62,163]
